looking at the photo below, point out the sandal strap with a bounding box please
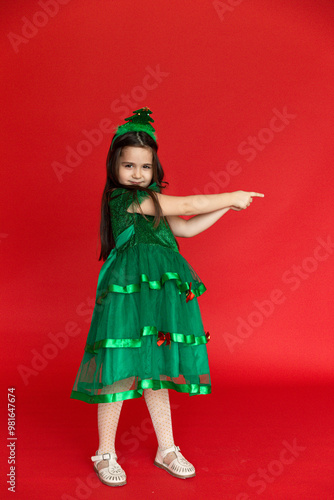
[91,451,117,462]
[159,444,180,458]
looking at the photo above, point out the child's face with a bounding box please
[117,146,153,188]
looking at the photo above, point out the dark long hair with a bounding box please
[98,131,170,262]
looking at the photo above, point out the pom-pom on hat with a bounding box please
[111,107,157,146]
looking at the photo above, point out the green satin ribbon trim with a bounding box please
[85,326,209,353]
[97,273,207,303]
[70,379,211,404]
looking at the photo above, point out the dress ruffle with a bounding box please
[97,271,206,304]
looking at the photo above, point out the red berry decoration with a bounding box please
[186,282,195,302]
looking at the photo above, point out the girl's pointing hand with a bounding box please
[230,191,265,211]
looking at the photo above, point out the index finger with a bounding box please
[251,192,265,197]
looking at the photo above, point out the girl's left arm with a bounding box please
[167,207,230,237]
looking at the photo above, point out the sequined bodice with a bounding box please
[109,185,179,254]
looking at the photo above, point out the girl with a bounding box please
[70,107,264,487]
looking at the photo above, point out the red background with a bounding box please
[1,1,334,499]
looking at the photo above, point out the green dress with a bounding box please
[70,182,211,403]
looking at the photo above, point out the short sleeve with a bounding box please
[109,184,160,213]
[134,189,150,206]
[109,188,132,211]
[109,187,150,213]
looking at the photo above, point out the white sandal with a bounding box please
[91,451,126,487]
[154,444,196,479]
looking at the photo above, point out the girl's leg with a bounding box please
[97,401,122,455]
[97,376,134,455]
[143,387,177,465]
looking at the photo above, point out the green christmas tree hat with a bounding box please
[112,107,157,145]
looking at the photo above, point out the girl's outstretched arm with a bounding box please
[128,190,264,216]
[128,192,233,216]
[166,207,230,237]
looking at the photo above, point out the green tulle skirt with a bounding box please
[70,243,211,403]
